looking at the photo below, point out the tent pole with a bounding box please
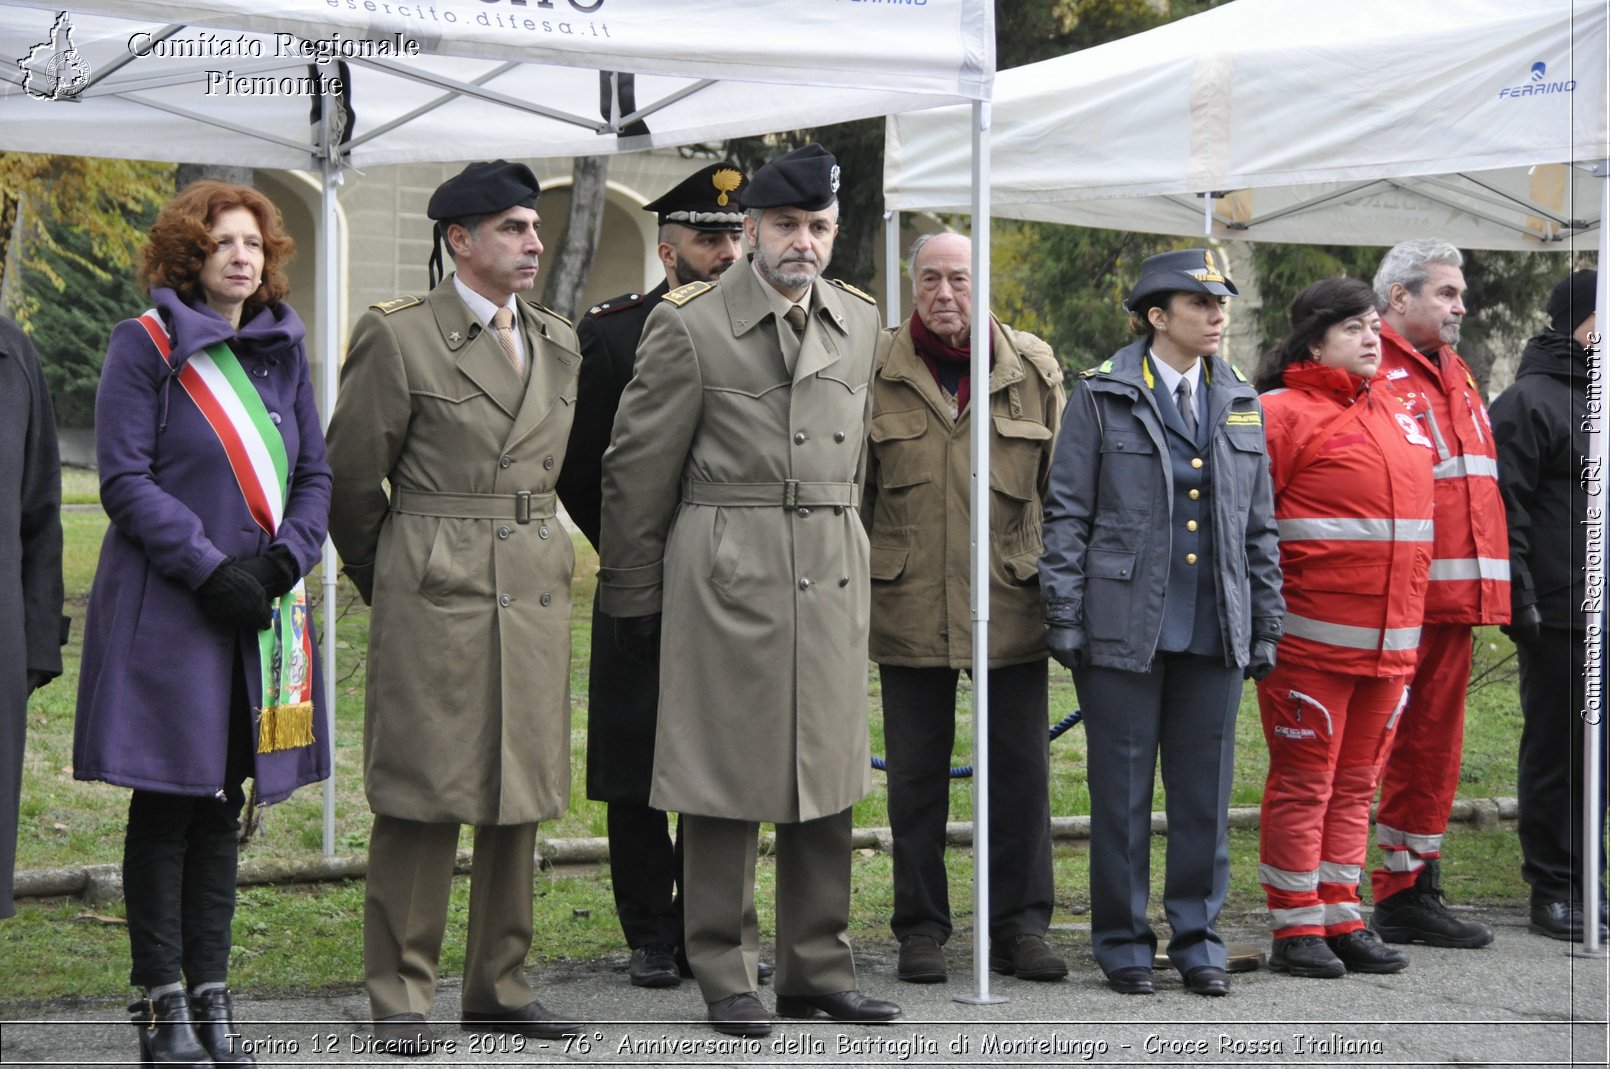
[956,97,1005,1008]
[1581,159,1609,957]
[883,209,901,328]
[318,96,341,861]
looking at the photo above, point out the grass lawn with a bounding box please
[0,497,1530,1002]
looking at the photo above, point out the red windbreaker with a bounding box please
[1262,363,1435,675]
[1376,322,1510,625]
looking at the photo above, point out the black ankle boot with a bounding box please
[128,989,211,1067]
[191,988,256,1065]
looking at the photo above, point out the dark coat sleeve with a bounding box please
[556,313,620,551]
[1244,402,1284,638]
[1037,379,1101,629]
[1489,381,1548,612]
[5,322,65,679]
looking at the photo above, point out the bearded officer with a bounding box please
[325,160,582,1055]
[556,161,751,989]
[598,144,901,1036]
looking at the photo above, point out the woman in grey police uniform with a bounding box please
[1038,249,1284,998]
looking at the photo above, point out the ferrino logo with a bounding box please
[1498,59,1576,99]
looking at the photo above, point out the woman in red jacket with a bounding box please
[1252,277,1434,979]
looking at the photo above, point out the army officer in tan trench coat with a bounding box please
[325,161,581,1055]
[599,144,901,1037]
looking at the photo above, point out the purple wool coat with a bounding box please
[74,288,332,802]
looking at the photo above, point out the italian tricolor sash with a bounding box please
[137,312,315,755]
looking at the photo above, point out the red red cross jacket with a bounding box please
[1262,362,1436,675]
[1375,322,1510,625]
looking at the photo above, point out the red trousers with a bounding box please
[1370,624,1473,901]
[1258,662,1407,938]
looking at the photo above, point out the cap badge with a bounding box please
[1187,249,1227,285]
[829,164,841,194]
[712,168,743,207]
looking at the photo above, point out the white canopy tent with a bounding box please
[2,0,1019,998]
[886,0,1609,952]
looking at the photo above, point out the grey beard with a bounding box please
[755,253,822,292]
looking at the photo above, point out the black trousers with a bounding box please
[881,660,1054,943]
[606,802,683,948]
[1516,626,1606,906]
[123,666,251,988]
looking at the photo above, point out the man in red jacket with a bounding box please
[1368,239,1510,948]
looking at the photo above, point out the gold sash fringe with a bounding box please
[257,702,315,754]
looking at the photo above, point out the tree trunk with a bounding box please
[175,164,253,191]
[1221,241,1261,376]
[541,155,609,322]
[0,194,31,319]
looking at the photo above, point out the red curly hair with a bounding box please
[138,181,295,319]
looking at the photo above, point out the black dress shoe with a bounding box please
[1105,967,1155,995]
[1184,966,1230,997]
[707,992,771,1037]
[1329,928,1409,973]
[774,989,902,1023]
[1529,900,1584,941]
[371,1013,434,1058]
[129,990,211,1067]
[190,988,257,1064]
[460,1000,580,1040]
[757,959,775,983]
[630,944,682,988]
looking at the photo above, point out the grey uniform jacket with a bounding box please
[597,262,881,825]
[1037,339,1283,673]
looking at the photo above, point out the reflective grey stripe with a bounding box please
[1317,861,1362,886]
[1270,905,1326,928]
[1259,864,1318,892]
[1323,901,1363,925]
[1432,454,1499,480]
[1278,517,1433,542]
[1380,851,1426,873]
[1428,557,1510,582]
[1284,613,1421,652]
[1419,406,1451,461]
[1376,823,1443,854]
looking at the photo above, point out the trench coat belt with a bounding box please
[681,477,861,509]
[390,487,557,525]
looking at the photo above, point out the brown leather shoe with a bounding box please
[371,1013,434,1058]
[460,1000,580,1040]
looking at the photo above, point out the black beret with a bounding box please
[643,163,748,230]
[1548,269,1597,335]
[1125,248,1239,309]
[427,160,541,222]
[743,143,840,212]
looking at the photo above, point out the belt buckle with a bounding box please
[783,479,799,508]
[515,490,531,525]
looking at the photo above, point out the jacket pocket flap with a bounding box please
[1100,431,1154,455]
[1002,549,1041,582]
[1086,549,1137,581]
[871,407,927,443]
[1225,426,1267,453]
[993,415,1052,441]
[869,545,909,581]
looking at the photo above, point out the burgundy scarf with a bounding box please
[910,311,994,414]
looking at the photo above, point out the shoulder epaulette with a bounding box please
[1232,364,1248,383]
[664,280,715,307]
[517,297,572,329]
[1005,327,1064,387]
[1080,358,1115,379]
[586,293,645,319]
[828,278,876,305]
[372,295,423,315]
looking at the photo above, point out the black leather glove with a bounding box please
[235,545,299,600]
[196,561,273,631]
[1245,637,1279,681]
[1506,604,1544,648]
[1045,623,1088,672]
[613,612,662,667]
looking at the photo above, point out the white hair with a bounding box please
[1373,238,1464,308]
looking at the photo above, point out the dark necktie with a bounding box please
[784,304,807,336]
[1176,377,1197,439]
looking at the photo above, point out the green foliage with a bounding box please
[20,218,155,428]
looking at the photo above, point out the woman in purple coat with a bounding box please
[74,182,331,1066]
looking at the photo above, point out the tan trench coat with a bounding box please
[598,263,880,825]
[325,280,580,825]
[863,317,1064,668]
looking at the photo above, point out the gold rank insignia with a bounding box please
[1225,411,1262,425]
[372,295,423,315]
[712,168,742,206]
[829,278,876,304]
[664,280,714,306]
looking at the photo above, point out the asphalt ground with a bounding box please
[3,905,1606,1068]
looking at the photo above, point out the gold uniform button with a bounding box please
[1185,553,1198,565]
[1190,457,1204,469]
[1189,489,1200,500]
[1186,520,1198,532]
